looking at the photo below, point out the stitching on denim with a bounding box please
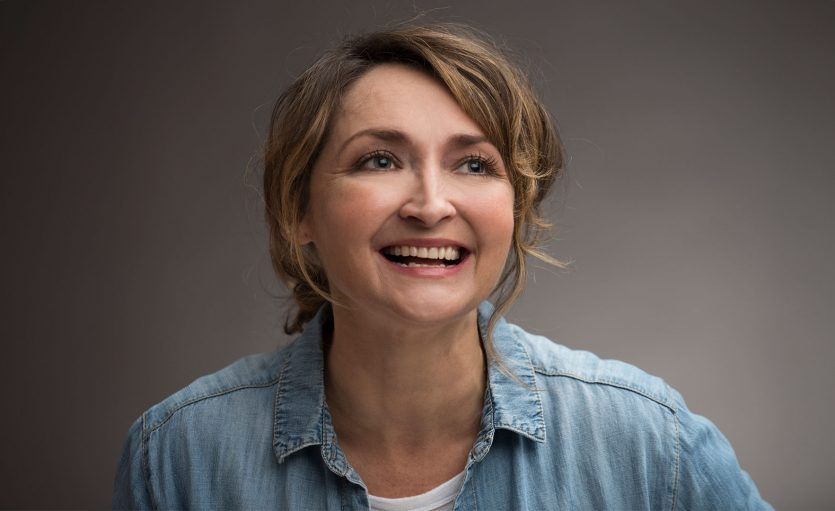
[495,424,542,442]
[273,351,292,456]
[322,406,341,467]
[532,368,675,412]
[486,385,496,432]
[148,379,281,434]
[321,408,330,461]
[671,405,681,511]
[140,414,159,510]
[473,386,495,461]
[517,341,547,441]
[505,327,546,394]
[280,440,323,465]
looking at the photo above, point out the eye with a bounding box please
[456,154,499,176]
[356,150,397,171]
[463,159,486,174]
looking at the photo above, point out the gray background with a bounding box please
[2,0,833,508]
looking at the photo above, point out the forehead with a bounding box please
[330,63,486,142]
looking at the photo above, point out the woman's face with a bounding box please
[299,63,514,327]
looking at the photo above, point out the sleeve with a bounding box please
[671,388,772,511]
[112,416,154,510]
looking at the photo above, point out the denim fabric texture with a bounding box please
[113,302,771,510]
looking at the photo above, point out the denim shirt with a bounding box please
[113,302,771,510]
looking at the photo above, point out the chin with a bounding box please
[382,294,480,327]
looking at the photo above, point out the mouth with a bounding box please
[379,244,469,268]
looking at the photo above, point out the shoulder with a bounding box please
[140,346,290,435]
[501,320,679,461]
[505,321,676,411]
[113,345,297,508]
[500,320,772,510]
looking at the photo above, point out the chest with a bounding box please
[156,426,673,510]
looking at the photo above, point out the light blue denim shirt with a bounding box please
[113,302,771,510]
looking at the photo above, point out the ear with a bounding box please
[296,215,314,246]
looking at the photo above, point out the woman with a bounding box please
[114,23,771,510]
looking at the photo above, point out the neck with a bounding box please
[324,305,486,451]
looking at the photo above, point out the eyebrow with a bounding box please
[337,128,492,157]
[338,128,408,156]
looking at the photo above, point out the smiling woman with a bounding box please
[298,63,515,336]
[113,23,772,510]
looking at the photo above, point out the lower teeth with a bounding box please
[397,262,449,267]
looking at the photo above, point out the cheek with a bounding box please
[472,185,515,249]
[315,183,390,234]
[308,181,395,273]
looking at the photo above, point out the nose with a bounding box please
[398,168,456,227]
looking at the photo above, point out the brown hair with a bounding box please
[263,22,565,361]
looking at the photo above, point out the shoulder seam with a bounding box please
[145,379,281,434]
[532,367,676,412]
[671,405,681,511]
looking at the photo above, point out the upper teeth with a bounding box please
[384,245,461,260]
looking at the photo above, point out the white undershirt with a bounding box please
[367,471,466,511]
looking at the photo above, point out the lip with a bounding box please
[377,238,471,279]
[377,238,471,251]
[377,249,471,278]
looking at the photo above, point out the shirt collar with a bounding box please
[476,301,547,446]
[272,301,546,465]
